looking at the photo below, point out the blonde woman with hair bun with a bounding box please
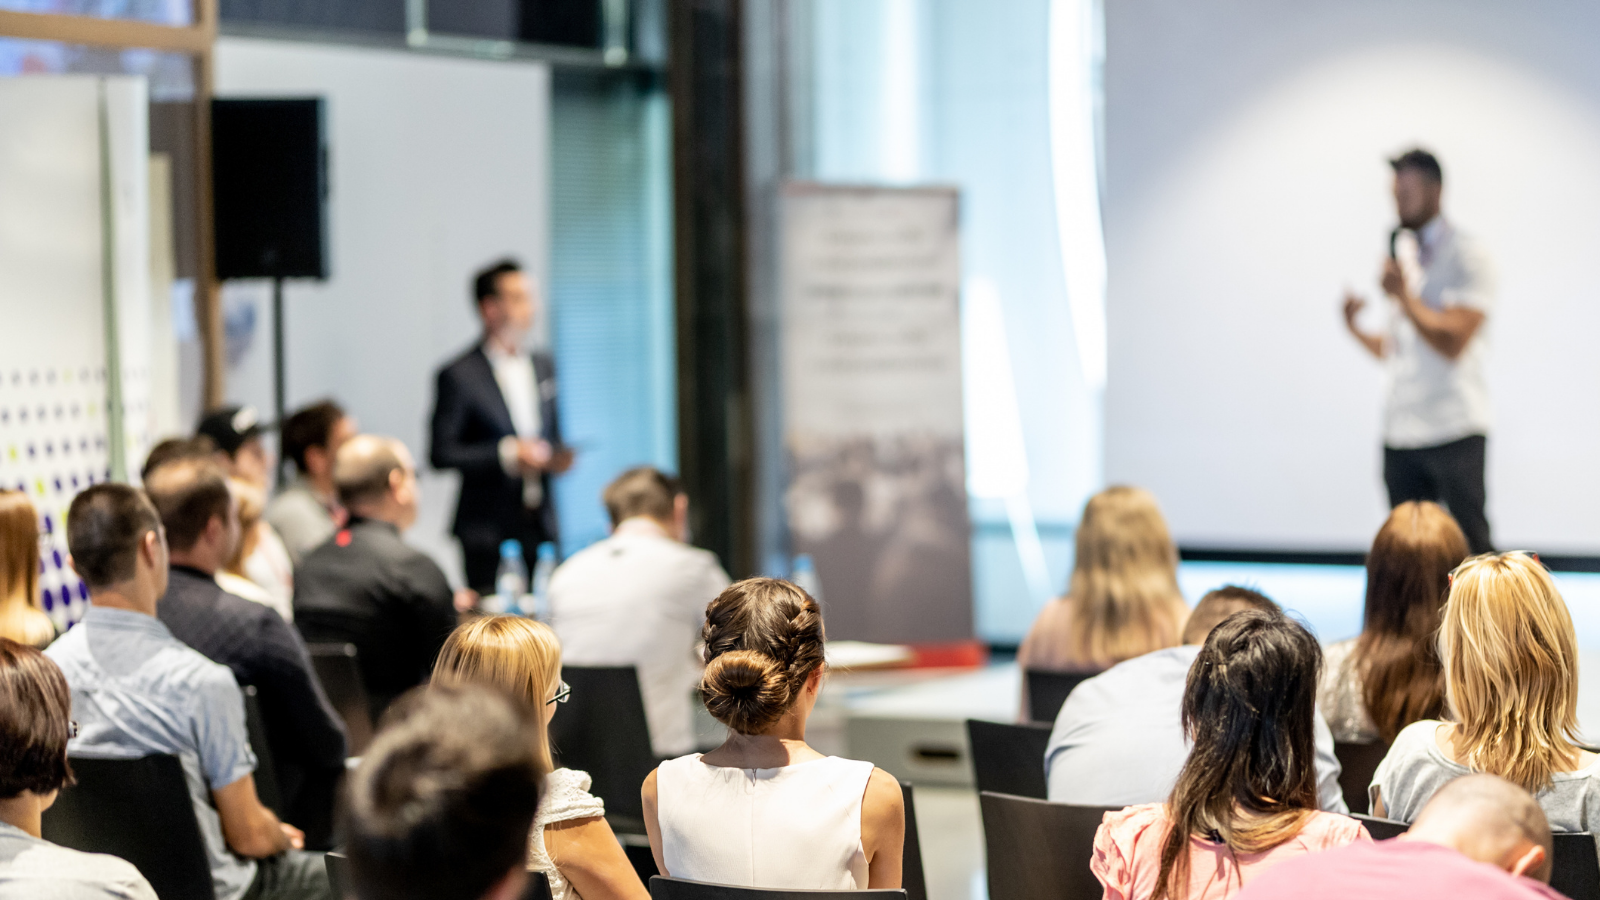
[642,578,905,891]
[0,490,57,649]
[1372,552,1600,832]
[432,616,648,900]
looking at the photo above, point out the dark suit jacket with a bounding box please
[429,342,562,548]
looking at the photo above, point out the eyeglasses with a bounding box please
[547,682,571,706]
[68,720,79,740]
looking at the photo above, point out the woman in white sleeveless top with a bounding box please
[434,616,649,900]
[643,578,905,890]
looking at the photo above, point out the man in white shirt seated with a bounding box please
[1045,585,1348,812]
[548,468,731,757]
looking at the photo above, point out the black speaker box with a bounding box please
[212,98,329,280]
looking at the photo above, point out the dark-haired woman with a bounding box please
[1319,501,1469,743]
[642,578,905,890]
[1092,611,1370,900]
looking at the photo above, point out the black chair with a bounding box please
[650,877,906,899]
[547,665,659,825]
[307,642,375,756]
[1024,670,1093,725]
[1348,812,1408,840]
[899,781,926,900]
[326,850,553,900]
[42,754,213,900]
[979,791,1117,900]
[241,685,283,815]
[1551,832,1600,900]
[1333,740,1390,815]
[966,719,1051,799]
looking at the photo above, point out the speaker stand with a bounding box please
[272,276,289,488]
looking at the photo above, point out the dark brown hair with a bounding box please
[1154,610,1323,900]
[602,466,682,526]
[0,638,75,798]
[1181,585,1278,645]
[143,457,232,552]
[281,399,346,474]
[66,484,162,588]
[700,578,826,735]
[139,435,216,483]
[1354,501,1468,742]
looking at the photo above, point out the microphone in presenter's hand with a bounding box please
[1388,226,1402,261]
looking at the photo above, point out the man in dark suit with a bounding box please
[430,259,572,592]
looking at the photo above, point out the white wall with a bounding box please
[214,38,550,581]
[1104,0,1600,552]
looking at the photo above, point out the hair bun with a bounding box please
[701,650,791,735]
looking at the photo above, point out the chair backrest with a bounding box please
[978,791,1117,900]
[649,877,907,899]
[42,754,215,900]
[1333,740,1390,815]
[241,685,283,814]
[1347,812,1409,841]
[326,850,552,900]
[899,781,926,900]
[1551,832,1600,900]
[1024,670,1093,725]
[547,665,657,822]
[965,719,1051,800]
[307,642,375,756]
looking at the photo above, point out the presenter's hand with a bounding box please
[279,822,305,851]
[549,447,576,475]
[453,587,479,613]
[1342,292,1366,330]
[1380,258,1407,299]
[516,438,554,473]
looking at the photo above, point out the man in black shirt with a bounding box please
[142,457,348,847]
[293,435,459,721]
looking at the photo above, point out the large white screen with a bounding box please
[1104,0,1600,552]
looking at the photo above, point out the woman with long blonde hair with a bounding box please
[432,616,648,900]
[0,491,57,649]
[1372,552,1600,830]
[1018,486,1188,677]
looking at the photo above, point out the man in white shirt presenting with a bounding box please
[1343,149,1495,553]
[548,467,731,758]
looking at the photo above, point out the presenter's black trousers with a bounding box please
[1384,434,1492,555]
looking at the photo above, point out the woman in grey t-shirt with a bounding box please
[1372,552,1600,832]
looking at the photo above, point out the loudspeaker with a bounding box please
[211,98,328,280]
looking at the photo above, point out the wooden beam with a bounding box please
[192,0,225,409]
[0,9,214,54]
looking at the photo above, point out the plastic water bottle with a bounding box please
[790,553,823,602]
[526,542,558,620]
[490,539,526,615]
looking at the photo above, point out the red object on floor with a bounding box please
[907,640,988,669]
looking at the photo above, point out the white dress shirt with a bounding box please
[484,341,546,507]
[547,518,731,756]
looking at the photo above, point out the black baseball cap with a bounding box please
[196,405,271,456]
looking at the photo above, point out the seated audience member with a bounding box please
[143,459,347,843]
[344,684,545,900]
[47,484,331,900]
[294,436,457,719]
[1018,487,1188,716]
[198,406,293,612]
[266,401,354,567]
[140,435,215,483]
[0,491,56,649]
[643,578,905,890]
[1373,552,1600,828]
[1092,610,1370,900]
[219,478,294,622]
[548,467,730,757]
[433,616,649,900]
[1236,774,1558,900]
[1320,501,1469,743]
[1048,587,1347,812]
[0,639,157,900]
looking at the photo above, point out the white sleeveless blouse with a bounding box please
[656,754,876,890]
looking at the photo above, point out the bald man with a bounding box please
[292,436,459,719]
[1236,774,1560,899]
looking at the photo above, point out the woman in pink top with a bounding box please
[1092,609,1371,900]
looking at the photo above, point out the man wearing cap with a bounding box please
[197,405,295,609]
[429,259,572,593]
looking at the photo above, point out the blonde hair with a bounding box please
[1065,486,1187,667]
[0,491,55,649]
[1441,552,1582,793]
[225,478,264,577]
[432,616,562,771]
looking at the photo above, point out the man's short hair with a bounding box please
[0,639,75,799]
[1390,148,1443,185]
[66,484,162,589]
[472,258,521,305]
[281,400,346,474]
[140,435,216,483]
[1181,584,1280,645]
[602,466,683,527]
[1416,773,1554,883]
[143,458,232,552]
[334,435,406,509]
[344,684,545,900]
